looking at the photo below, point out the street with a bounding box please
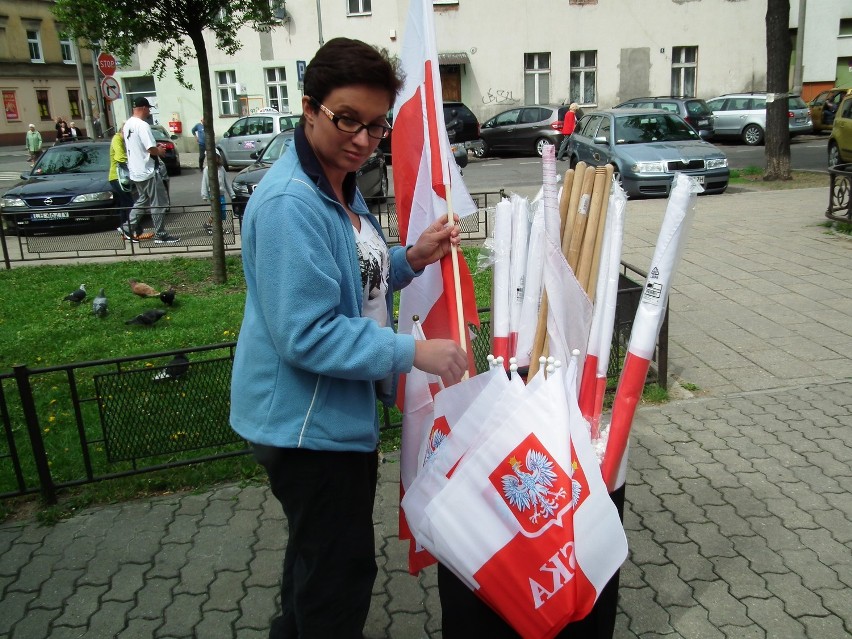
[0,133,833,207]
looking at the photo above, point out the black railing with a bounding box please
[1,270,667,506]
[0,192,505,268]
[826,164,852,223]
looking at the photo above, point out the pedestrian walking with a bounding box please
[229,37,467,639]
[191,119,205,170]
[120,97,180,244]
[556,102,580,161]
[201,150,234,235]
[25,123,42,165]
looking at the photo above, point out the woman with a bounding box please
[230,37,467,638]
[556,102,580,161]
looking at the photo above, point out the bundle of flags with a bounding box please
[391,0,700,635]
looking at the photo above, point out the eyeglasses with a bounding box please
[311,98,392,140]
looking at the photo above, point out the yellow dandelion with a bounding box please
[43,427,50,433]
[49,399,57,405]
[48,416,56,422]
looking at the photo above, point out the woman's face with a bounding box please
[302,85,391,182]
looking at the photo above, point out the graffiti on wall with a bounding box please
[482,88,520,105]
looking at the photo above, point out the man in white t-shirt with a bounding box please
[120,97,180,244]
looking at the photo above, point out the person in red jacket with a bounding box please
[556,102,580,161]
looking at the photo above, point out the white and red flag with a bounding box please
[601,173,701,490]
[393,0,480,573]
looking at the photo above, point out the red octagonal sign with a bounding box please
[97,52,117,76]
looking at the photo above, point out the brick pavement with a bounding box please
[1,186,851,638]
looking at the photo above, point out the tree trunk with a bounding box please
[192,32,227,283]
[765,0,792,181]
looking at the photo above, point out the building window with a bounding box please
[671,46,698,97]
[570,50,597,106]
[840,18,852,36]
[265,67,289,112]
[67,90,81,118]
[27,29,43,63]
[36,89,51,120]
[217,70,239,116]
[347,0,371,15]
[524,53,550,105]
[59,33,75,64]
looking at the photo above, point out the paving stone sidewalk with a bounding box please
[1,187,850,638]
[1,380,850,638]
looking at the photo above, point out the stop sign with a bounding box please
[97,52,117,76]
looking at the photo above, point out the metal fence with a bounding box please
[1,273,667,506]
[0,191,505,268]
[826,164,852,223]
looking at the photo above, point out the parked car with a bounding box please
[231,131,389,219]
[151,125,182,175]
[378,102,479,166]
[705,93,812,145]
[476,104,571,158]
[828,93,852,167]
[565,108,729,198]
[1,141,123,235]
[613,96,715,139]
[809,88,851,133]
[216,107,300,170]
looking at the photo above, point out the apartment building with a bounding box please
[2,1,850,149]
[0,0,100,145]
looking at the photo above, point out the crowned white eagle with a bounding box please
[501,449,580,524]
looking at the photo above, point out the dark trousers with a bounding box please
[438,485,625,639]
[198,148,206,170]
[109,179,135,226]
[253,445,379,639]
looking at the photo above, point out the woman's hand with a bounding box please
[413,339,467,385]
[405,213,461,272]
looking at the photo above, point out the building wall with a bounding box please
[0,0,98,145]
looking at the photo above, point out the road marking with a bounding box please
[0,171,23,181]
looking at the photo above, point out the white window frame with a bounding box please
[265,67,289,113]
[27,29,43,63]
[59,33,75,64]
[347,0,371,16]
[524,52,550,105]
[217,70,239,116]
[671,46,698,97]
[569,50,597,106]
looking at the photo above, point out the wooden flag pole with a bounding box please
[587,165,615,298]
[565,165,596,270]
[576,166,608,292]
[444,181,467,355]
[559,168,575,238]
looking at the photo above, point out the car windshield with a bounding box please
[685,100,712,117]
[151,129,171,142]
[259,133,294,163]
[614,114,699,144]
[33,146,109,175]
[788,96,807,109]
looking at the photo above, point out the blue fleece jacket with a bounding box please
[230,129,417,452]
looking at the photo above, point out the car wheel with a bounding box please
[535,138,554,158]
[472,142,487,158]
[828,142,841,168]
[742,124,764,146]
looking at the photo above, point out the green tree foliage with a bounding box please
[52,0,279,282]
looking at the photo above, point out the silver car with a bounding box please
[476,104,571,158]
[566,108,729,198]
[215,108,300,170]
[705,93,813,145]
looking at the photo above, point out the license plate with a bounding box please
[31,211,69,221]
[695,175,705,184]
[698,119,709,126]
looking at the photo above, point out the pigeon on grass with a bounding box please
[92,288,108,317]
[128,279,160,298]
[63,284,86,303]
[125,308,166,326]
[159,286,176,306]
[152,353,190,381]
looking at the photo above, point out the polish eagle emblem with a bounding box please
[501,450,582,525]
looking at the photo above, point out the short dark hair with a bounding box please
[303,38,402,107]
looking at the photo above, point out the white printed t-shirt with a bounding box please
[354,220,389,328]
[123,116,158,182]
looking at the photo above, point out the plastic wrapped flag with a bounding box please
[420,365,627,638]
[491,198,513,365]
[601,173,701,490]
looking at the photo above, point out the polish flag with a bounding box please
[602,173,701,490]
[394,0,480,572]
